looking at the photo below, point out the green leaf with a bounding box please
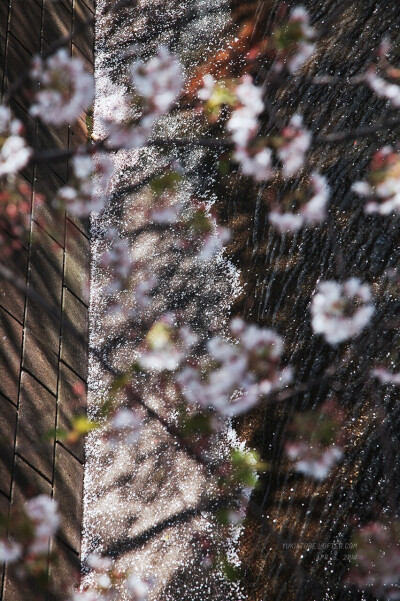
[71,416,100,435]
[150,172,183,196]
[219,554,242,581]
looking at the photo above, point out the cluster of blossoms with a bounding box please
[54,153,114,216]
[177,318,292,417]
[273,6,316,73]
[105,407,144,449]
[0,495,59,566]
[365,68,400,108]
[277,115,312,177]
[106,47,183,149]
[199,77,312,183]
[345,522,400,600]
[0,106,32,178]
[269,171,329,233]
[284,399,346,480]
[30,49,95,125]
[225,76,275,182]
[371,367,400,386]
[138,314,198,372]
[72,553,153,601]
[352,146,400,215]
[311,278,374,344]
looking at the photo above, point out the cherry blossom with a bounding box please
[86,554,113,572]
[178,318,292,416]
[54,152,113,216]
[286,7,316,73]
[277,115,311,177]
[105,48,183,149]
[365,69,400,107]
[138,316,198,372]
[268,211,304,233]
[234,75,264,116]
[131,46,183,114]
[198,224,231,260]
[345,522,400,600]
[371,367,400,386]
[227,107,259,147]
[125,575,152,601]
[30,49,94,125]
[352,147,400,215]
[73,556,152,601]
[197,74,216,101]
[106,408,143,447]
[233,146,274,181]
[269,172,329,232]
[301,172,330,224]
[0,106,32,178]
[273,6,316,74]
[227,76,264,147]
[311,279,374,344]
[285,442,343,480]
[285,399,346,479]
[0,539,22,563]
[25,495,60,554]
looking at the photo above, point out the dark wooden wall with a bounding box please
[0,0,94,597]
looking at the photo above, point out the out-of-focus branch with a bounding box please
[102,494,233,558]
[315,117,400,144]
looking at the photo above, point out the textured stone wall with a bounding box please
[0,0,93,597]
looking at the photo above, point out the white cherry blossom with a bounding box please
[286,442,343,480]
[288,41,315,73]
[286,7,316,73]
[106,48,183,150]
[269,172,329,232]
[301,172,330,225]
[311,279,374,344]
[352,147,400,215]
[227,76,264,147]
[277,115,311,177]
[269,211,304,233]
[0,539,22,563]
[0,107,32,177]
[365,69,400,107]
[30,49,94,125]
[126,575,152,601]
[371,368,400,386]
[131,46,183,114]
[198,74,216,101]
[235,75,264,115]
[198,225,230,260]
[138,318,198,372]
[178,319,291,416]
[234,147,274,181]
[107,408,143,447]
[25,495,60,554]
[227,106,259,147]
[55,152,113,216]
[0,135,31,178]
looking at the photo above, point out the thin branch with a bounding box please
[149,137,232,150]
[101,494,232,558]
[315,117,400,144]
